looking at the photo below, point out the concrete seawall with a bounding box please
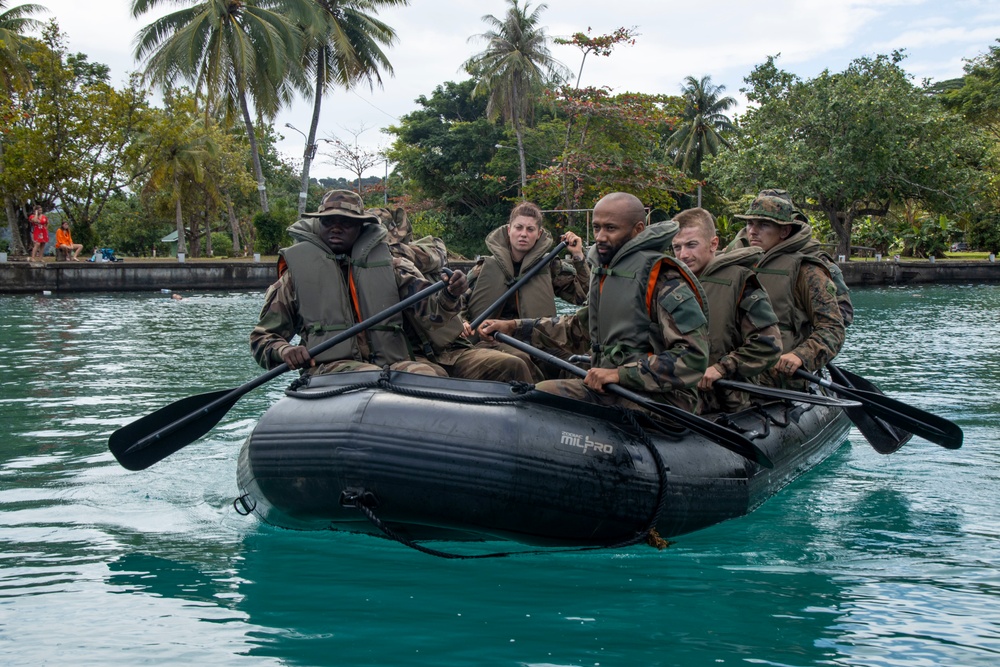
[2,258,999,294]
[0,261,277,294]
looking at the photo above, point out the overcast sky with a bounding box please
[30,0,1000,179]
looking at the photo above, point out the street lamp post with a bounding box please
[286,123,315,217]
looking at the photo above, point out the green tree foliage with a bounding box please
[131,0,308,215]
[666,75,735,179]
[386,79,508,249]
[463,0,568,194]
[525,87,692,219]
[942,40,1000,136]
[709,52,990,257]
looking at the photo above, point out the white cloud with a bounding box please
[32,0,997,178]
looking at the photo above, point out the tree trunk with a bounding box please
[225,192,240,255]
[0,140,26,255]
[299,53,326,217]
[174,170,186,256]
[204,201,213,257]
[514,114,527,200]
[239,89,269,214]
[825,206,853,259]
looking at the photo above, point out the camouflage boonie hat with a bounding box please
[304,189,379,223]
[734,192,799,225]
[757,188,809,223]
[367,206,412,244]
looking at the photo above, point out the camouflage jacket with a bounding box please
[512,263,710,399]
[250,252,461,371]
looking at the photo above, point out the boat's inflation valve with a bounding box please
[340,487,379,509]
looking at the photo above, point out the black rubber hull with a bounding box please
[237,371,850,546]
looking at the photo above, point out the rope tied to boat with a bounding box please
[285,375,536,406]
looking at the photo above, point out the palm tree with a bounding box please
[295,0,405,216]
[666,75,736,205]
[0,1,45,91]
[141,98,218,256]
[131,0,307,214]
[464,0,566,196]
[1,1,47,256]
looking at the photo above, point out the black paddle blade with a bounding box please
[826,365,912,454]
[828,365,963,450]
[108,389,240,471]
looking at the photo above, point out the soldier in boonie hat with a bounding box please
[756,188,809,223]
[734,192,799,225]
[304,189,380,224]
[367,206,413,244]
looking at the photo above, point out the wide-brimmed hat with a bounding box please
[304,190,379,223]
[756,188,809,223]
[734,193,799,225]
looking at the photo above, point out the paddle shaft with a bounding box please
[492,332,773,468]
[122,273,455,456]
[467,241,569,331]
[713,379,861,408]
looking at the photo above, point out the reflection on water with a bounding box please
[1,286,1000,665]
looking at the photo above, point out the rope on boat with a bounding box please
[339,405,674,558]
[284,374,537,406]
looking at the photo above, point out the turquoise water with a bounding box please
[1,285,998,666]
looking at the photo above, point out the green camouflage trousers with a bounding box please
[534,378,698,414]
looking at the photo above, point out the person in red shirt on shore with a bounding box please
[29,206,49,261]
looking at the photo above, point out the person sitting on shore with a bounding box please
[55,221,84,261]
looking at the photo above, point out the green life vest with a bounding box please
[699,246,770,365]
[588,222,708,368]
[465,225,558,322]
[733,225,830,355]
[280,223,410,365]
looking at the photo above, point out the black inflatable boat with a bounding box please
[235,370,851,549]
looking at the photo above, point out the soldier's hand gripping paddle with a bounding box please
[109,272,455,471]
[467,241,568,331]
[492,333,774,469]
[794,364,962,451]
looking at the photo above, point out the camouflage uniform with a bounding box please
[752,188,854,326]
[464,225,590,381]
[696,247,782,413]
[251,195,461,378]
[512,224,710,413]
[728,194,846,390]
[368,207,536,384]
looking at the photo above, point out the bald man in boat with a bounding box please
[250,190,468,377]
[670,207,782,413]
[479,192,710,413]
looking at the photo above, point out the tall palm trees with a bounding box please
[131,0,307,214]
[464,0,566,196]
[666,75,736,205]
[296,0,405,215]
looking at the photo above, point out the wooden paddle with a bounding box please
[491,332,774,468]
[109,272,457,471]
[794,365,962,450]
[466,240,569,331]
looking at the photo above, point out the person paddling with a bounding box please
[250,190,467,377]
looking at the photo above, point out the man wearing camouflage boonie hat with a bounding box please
[752,189,854,325]
[250,189,469,377]
[724,190,845,390]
